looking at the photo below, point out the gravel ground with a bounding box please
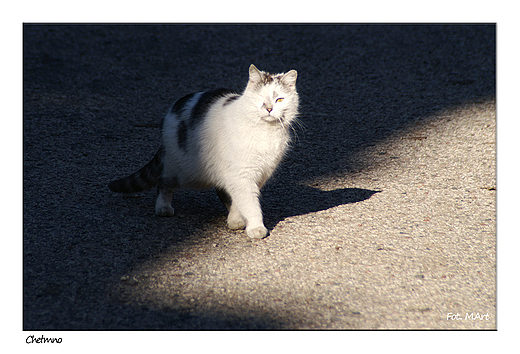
[23,24,495,330]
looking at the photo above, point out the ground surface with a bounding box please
[23,24,495,329]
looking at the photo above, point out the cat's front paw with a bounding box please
[246,226,268,239]
[155,205,174,217]
[227,216,246,230]
[227,210,246,230]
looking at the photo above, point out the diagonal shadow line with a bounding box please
[262,185,381,231]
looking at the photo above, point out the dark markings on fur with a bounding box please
[171,92,197,115]
[108,147,164,193]
[189,88,237,126]
[253,73,276,90]
[222,94,240,106]
[262,73,275,84]
[177,120,188,151]
[216,187,232,210]
[162,93,197,131]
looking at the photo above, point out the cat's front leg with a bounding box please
[229,185,268,239]
[215,187,246,230]
[247,224,268,239]
[227,205,247,230]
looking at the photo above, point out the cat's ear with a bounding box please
[249,64,263,84]
[281,70,297,88]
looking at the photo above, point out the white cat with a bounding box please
[109,64,299,239]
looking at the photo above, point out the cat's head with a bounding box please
[244,64,299,125]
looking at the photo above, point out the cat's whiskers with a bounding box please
[277,116,286,129]
[288,117,305,146]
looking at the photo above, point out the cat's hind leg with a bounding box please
[155,188,174,216]
[155,179,177,216]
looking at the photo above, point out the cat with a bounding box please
[109,64,299,239]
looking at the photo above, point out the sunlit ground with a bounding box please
[113,97,495,329]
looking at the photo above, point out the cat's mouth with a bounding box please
[262,114,285,127]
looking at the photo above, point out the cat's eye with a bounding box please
[275,98,284,103]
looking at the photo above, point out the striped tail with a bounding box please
[108,148,163,194]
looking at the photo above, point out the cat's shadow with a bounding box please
[260,184,381,231]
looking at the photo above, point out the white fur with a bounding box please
[157,65,299,238]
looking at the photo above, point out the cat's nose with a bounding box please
[266,108,272,113]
